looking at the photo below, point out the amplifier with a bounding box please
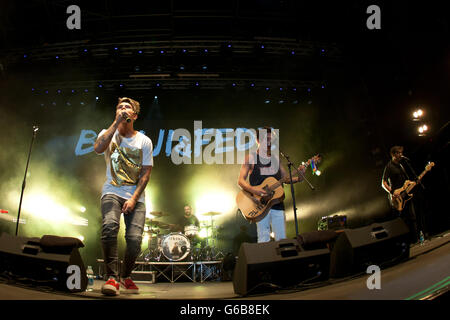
[318,215,347,231]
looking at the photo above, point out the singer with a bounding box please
[94,97,153,296]
[237,126,306,243]
[381,146,424,244]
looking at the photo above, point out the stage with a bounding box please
[0,231,448,301]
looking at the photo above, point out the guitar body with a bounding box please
[236,177,285,222]
[391,180,415,211]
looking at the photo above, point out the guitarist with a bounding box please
[237,127,306,243]
[381,146,421,243]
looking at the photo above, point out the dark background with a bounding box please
[0,0,448,268]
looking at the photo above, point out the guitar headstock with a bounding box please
[303,154,322,166]
[425,162,435,171]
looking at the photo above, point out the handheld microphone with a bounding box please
[122,112,131,123]
[401,155,410,161]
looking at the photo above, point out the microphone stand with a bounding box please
[16,125,39,236]
[402,157,425,190]
[279,149,315,238]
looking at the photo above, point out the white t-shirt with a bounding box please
[98,129,153,203]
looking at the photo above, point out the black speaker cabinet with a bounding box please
[330,217,411,278]
[233,238,330,296]
[0,233,87,292]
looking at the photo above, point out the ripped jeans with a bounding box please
[101,194,146,279]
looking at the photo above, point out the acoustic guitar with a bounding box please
[236,155,321,222]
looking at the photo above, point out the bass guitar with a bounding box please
[236,155,321,222]
[391,161,434,211]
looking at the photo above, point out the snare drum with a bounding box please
[184,225,199,237]
[160,233,191,261]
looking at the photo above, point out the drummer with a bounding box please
[180,205,201,246]
[181,205,200,230]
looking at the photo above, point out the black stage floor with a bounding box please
[0,232,448,301]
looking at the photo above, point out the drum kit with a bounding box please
[139,211,224,263]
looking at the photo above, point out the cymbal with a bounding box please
[148,211,170,217]
[203,211,221,216]
[145,220,170,229]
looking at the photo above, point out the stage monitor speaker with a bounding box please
[0,233,88,292]
[233,238,330,296]
[330,217,410,278]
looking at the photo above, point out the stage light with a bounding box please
[57,89,61,94]
[96,96,99,101]
[293,88,297,91]
[321,85,325,89]
[204,49,208,53]
[307,88,311,92]
[265,87,270,91]
[77,235,84,242]
[265,100,271,104]
[195,82,199,86]
[292,100,299,104]
[202,65,207,70]
[227,44,232,48]
[98,84,103,88]
[160,50,164,54]
[45,90,49,94]
[114,47,118,51]
[279,87,283,91]
[143,234,149,242]
[291,50,295,55]
[413,109,424,120]
[138,50,143,54]
[84,89,88,92]
[31,88,35,92]
[182,49,187,53]
[80,102,85,105]
[51,102,56,106]
[55,56,59,59]
[23,54,28,58]
[19,193,89,227]
[144,226,149,232]
[232,83,236,87]
[261,45,265,49]
[422,124,428,131]
[154,96,158,99]
[156,83,160,87]
[66,102,71,106]
[278,100,284,104]
[199,228,208,239]
[79,206,86,213]
[180,65,185,70]
[119,84,124,88]
[315,170,322,176]
[250,83,255,87]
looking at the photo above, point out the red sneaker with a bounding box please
[101,278,120,296]
[120,277,139,294]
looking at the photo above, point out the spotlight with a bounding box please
[138,50,143,54]
[204,49,208,53]
[180,65,185,70]
[160,50,164,54]
[79,206,86,213]
[55,56,59,59]
[182,49,187,53]
[95,96,99,101]
[232,83,236,87]
[315,170,322,176]
[422,124,428,131]
[278,100,284,104]
[57,89,61,94]
[279,87,283,91]
[264,100,271,104]
[71,89,75,93]
[202,65,207,71]
[412,109,424,121]
[154,96,158,99]
[265,87,270,91]
[291,50,295,55]
[84,89,89,92]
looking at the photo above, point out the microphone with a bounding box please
[401,155,410,161]
[122,112,131,123]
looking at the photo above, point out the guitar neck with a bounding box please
[266,157,314,191]
[416,169,428,183]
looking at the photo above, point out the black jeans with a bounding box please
[101,194,146,279]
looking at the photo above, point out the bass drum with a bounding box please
[160,233,191,262]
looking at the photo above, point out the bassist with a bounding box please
[381,146,424,244]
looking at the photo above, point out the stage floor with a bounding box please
[0,232,448,300]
